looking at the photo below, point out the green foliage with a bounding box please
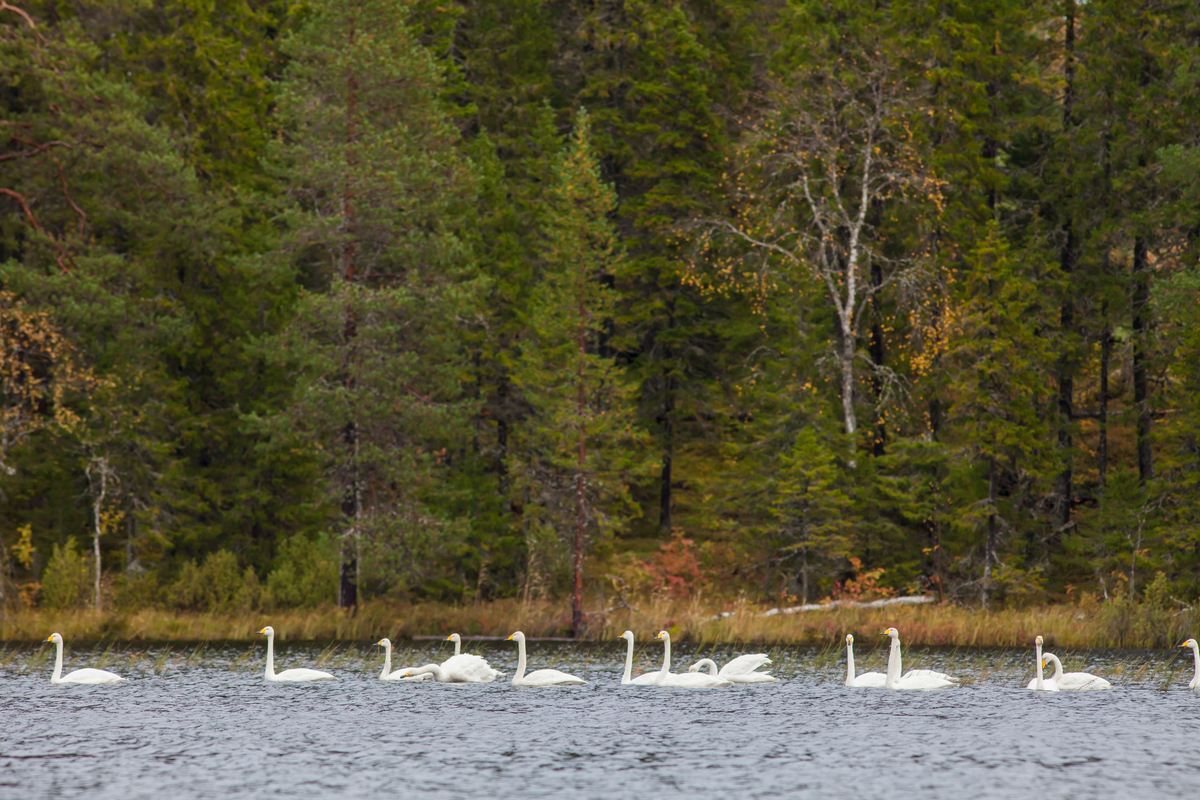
[41,538,90,610]
[264,536,338,609]
[167,550,260,613]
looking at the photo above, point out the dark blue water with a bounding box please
[3,640,1198,798]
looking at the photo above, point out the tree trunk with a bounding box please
[1053,2,1077,541]
[982,456,998,610]
[840,318,858,465]
[869,260,886,457]
[1132,235,1152,482]
[1099,304,1110,487]
[572,281,587,638]
[339,420,359,610]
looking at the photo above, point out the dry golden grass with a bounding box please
[2,595,1191,648]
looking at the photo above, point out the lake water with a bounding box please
[3,638,1199,798]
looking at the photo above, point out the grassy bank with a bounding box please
[3,595,1194,649]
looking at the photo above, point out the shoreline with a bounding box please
[2,596,1192,649]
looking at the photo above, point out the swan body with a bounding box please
[653,631,730,688]
[507,631,585,686]
[376,638,433,681]
[1027,635,1059,691]
[881,627,958,690]
[1042,652,1111,690]
[688,655,778,684]
[44,633,125,685]
[843,634,886,688]
[400,653,503,683]
[1182,639,1200,691]
[619,631,658,685]
[258,626,336,682]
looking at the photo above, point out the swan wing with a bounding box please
[515,668,585,686]
[440,654,501,683]
[60,668,125,685]
[902,668,959,683]
[718,654,771,677]
[1057,671,1112,691]
[849,671,887,688]
[723,671,778,683]
[272,668,336,682]
[657,672,731,688]
[628,672,659,685]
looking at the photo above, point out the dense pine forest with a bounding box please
[2,0,1200,629]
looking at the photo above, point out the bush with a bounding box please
[166,550,261,612]
[41,538,92,609]
[265,535,338,608]
[112,572,163,612]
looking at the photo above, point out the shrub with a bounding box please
[41,538,92,609]
[166,550,261,612]
[111,572,163,612]
[265,535,338,608]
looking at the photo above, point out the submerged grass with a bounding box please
[2,594,1195,650]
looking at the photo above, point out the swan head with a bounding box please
[447,633,461,645]
[376,638,391,648]
[846,634,853,645]
[45,633,62,644]
[655,631,670,642]
[880,627,899,639]
[258,626,275,637]
[507,631,524,643]
[1181,638,1198,649]
[620,631,634,641]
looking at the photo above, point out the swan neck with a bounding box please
[264,631,275,679]
[52,639,63,683]
[454,639,461,656]
[380,642,392,679]
[622,637,633,684]
[700,659,718,677]
[1047,654,1063,681]
[1035,640,1043,689]
[661,637,671,674]
[514,637,527,682]
[886,638,901,688]
[846,642,855,683]
[1191,643,1200,679]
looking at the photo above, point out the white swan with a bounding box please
[843,634,886,687]
[506,631,585,686]
[1027,635,1059,691]
[619,631,658,685]
[1181,639,1200,690]
[258,626,336,682]
[881,627,958,690]
[376,638,433,681]
[44,633,124,685]
[652,631,730,687]
[400,652,503,683]
[688,654,779,683]
[1042,652,1112,690]
[446,633,464,655]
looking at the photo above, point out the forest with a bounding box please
[2,0,1199,632]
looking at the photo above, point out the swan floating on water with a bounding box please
[1027,635,1059,691]
[1182,639,1200,690]
[44,633,125,685]
[652,631,730,687]
[688,654,778,683]
[619,631,658,685]
[844,634,886,687]
[376,638,433,681]
[400,652,503,683]
[1041,652,1111,690]
[881,627,958,690]
[506,631,585,686]
[258,626,336,682]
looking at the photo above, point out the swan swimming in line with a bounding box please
[619,631,658,685]
[1027,635,1059,691]
[688,654,778,683]
[1181,639,1200,690]
[506,631,585,686]
[652,631,730,687]
[400,655,502,683]
[880,627,959,690]
[376,638,433,681]
[44,633,125,685]
[843,634,886,687]
[1041,652,1112,690]
[258,626,336,682]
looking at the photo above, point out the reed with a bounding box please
[2,595,1194,649]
